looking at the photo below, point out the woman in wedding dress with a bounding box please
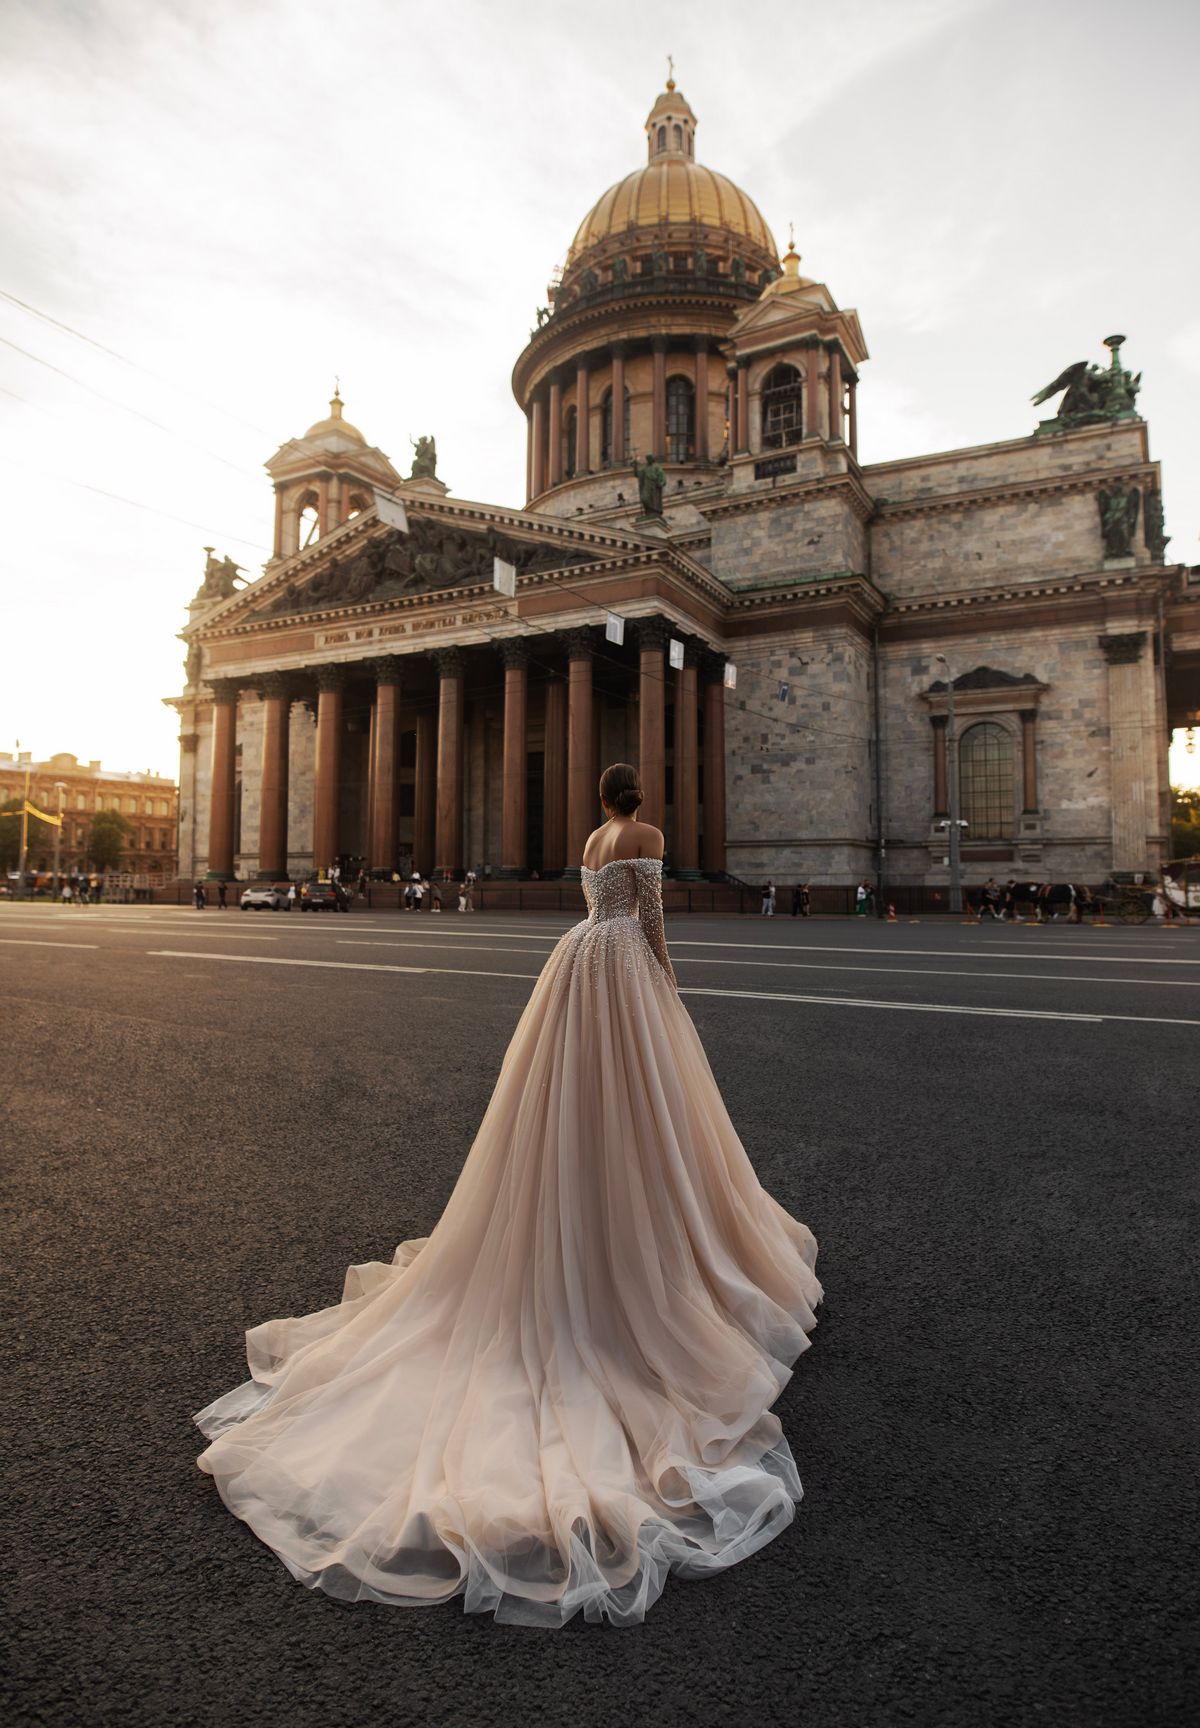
[194,762,822,1627]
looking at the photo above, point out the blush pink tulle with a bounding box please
[194,857,822,1625]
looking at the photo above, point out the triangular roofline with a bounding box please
[188,489,665,634]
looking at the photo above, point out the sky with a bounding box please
[1,0,1197,790]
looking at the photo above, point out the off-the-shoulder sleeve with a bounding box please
[633,859,677,987]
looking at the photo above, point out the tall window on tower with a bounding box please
[959,723,1014,840]
[564,408,577,478]
[666,376,695,463]
[601,387,631,467]
[761,364,804,449]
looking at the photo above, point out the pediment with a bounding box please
[732,293,869,366]
[196,502,642,633]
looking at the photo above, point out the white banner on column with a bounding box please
[605,611,625,645]
[493,558,517,597]
[373,491,409,532]
[668,637,685,670]
[723,662,738,689]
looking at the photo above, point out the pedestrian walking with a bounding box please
[457,880,467,913]
[462,878,475,912]
[61,882,72,907]
[430,879,443,914]
[217,880,228,910]
[286,881,297,912]
[760,881,775,917]
[194,881,207,910]
[855,880,873,917]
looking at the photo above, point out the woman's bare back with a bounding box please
[580,816,665,872]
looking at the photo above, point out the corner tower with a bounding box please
[512,79,782,516]
[264,389,402,561]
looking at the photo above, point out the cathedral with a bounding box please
[169,79,1199,894]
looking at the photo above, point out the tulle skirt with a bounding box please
[194,914,822,1625]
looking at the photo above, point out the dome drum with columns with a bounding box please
[168,80,1191,900]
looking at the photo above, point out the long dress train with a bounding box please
[194,857,822,1626]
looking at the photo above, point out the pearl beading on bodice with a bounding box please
[579,857,676,985]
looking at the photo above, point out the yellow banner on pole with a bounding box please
[24,801,63,827]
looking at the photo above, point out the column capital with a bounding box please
[208,678,241,706]
[499,636,530,671]
[371,655,404,687]
[179,733,199,754]
[699,648,727,685]
[726,361,738,381]
[651,334,669,355]
[1019,708,1038,724]
[1099,631,1145,665]
[564,627,597,662]
[693,335,709,354]
[314,662,347,693]
[610,340,628,360]
[682,636,704,669]
[255,670,292,701]
[432,646,465,680]
[929,712,949,730]
[635,616,672,655]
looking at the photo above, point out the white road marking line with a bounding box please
[0,938,98,950]
[678,985,1200,1027]
[144,951,1200,1025]
[336,939,1200,990]
[148,951,428,975]
[668,939,1200,967]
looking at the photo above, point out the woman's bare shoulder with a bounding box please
[635,824,665,860]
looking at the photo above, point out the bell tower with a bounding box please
[264,388,403,561]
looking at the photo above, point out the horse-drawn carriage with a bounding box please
[1096,859,1200,924]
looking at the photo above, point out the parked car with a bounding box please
[300,877,350,912]
[240,884,290,912]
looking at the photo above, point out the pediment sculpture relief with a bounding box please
[257,520,596,617]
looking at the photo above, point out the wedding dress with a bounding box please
[194,856,822,1626]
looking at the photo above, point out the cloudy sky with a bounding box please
[2,0,1197,788]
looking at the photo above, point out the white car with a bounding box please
[240,884,289,911]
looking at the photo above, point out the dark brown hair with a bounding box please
[599,761,643,817]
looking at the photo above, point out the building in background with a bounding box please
[0,751,178,878]
[168,80,1200,890]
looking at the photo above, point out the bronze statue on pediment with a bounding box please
[253,519,596,617]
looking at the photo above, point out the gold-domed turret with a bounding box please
[304,386,367,450]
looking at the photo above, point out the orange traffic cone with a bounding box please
[887,903,898,923]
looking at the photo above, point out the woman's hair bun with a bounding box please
[599,761,643,816]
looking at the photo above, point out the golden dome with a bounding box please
[304,388,367,448]
[565,85,777,272]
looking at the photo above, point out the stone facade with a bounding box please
[167,81,1196,894]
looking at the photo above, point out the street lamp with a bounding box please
[935,654,965,914]
[52,782,67,900]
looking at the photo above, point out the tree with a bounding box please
[0,797,58,873]
[1170,788,1200,861]
[87,809,134,872]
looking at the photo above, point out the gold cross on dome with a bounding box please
[666,54,675,89]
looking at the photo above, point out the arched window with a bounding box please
[601,387,631,467]
[345,490,371,523]
[673,124,682,149]
[657,125,666,151]
[666,376,695,463]
[296,489,320,548]
[959,723,1014,840]
[761,363,804,449]
[564,407,577,478]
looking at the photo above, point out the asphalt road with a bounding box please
[2,901,1197,1728]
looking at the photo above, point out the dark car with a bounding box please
[299,877,350,912]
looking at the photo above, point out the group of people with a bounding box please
[972,878,1098,922]
[59,874,104,906]
[403,870,477,913]
[760,882,817,917]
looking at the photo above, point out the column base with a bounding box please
[205,870,236,882]
[562,866,582,881]
[256,868,286,880]
[672,868,706,880]
[494,866,527,879]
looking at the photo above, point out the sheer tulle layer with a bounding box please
[194,910,821,1625]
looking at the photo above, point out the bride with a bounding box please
[194,762,822,1626]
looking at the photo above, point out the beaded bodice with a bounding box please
[579,857,676,986]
